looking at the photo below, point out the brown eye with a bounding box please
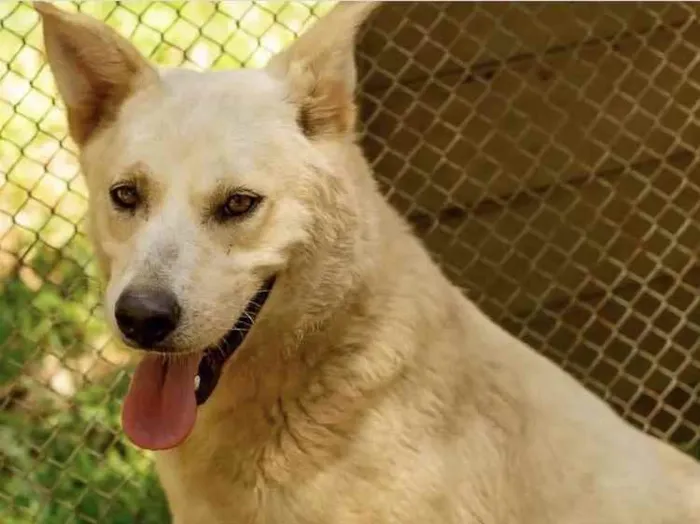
[220,193,260,219]
[109,183,140,210]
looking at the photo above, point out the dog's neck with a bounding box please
[180,144,459,490]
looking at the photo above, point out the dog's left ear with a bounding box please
[266,2,379,139]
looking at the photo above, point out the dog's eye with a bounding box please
[220,193,260,219]
[109,183,140,210]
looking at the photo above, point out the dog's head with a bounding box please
[37,2,377,352]
[36,1,379,448]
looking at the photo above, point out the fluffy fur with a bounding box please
[36,2,700,523]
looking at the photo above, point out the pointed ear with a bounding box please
[266,2,379,139]
[34,2,159,146]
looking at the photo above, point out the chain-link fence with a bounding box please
[0,1,698,522]
[357,1,700,449]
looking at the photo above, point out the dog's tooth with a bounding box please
[194,375,200,391]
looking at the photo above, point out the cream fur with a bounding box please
[35,2,700,523]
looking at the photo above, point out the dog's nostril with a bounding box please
[115,288,181,348]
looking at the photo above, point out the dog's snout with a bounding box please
[115,288,181,348]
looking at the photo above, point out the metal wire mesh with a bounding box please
[0,1,698,522]
[357,1,700,450]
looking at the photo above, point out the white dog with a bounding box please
[36,2,700,523]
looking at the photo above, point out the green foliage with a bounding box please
[0,373,169,524]
[0,238,169,523]
[0,236,100,386]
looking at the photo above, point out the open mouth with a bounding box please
[121,277,276,451]
[195,276,275,405]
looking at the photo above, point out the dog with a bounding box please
[35,2,700,523]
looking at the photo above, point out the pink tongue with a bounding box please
[122,353,201,450]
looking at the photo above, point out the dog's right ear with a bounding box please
[266,2,379,140]
[34,2,159,147]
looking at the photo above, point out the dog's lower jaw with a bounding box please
[195,276,277,406]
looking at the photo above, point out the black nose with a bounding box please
[114,288,181,348]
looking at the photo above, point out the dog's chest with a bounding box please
[150,374,502,523]
[152,423,328,522]
[155,448,260,523]
[152,427,477,524]
[154,453,319,524]
[155,454,416,524]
